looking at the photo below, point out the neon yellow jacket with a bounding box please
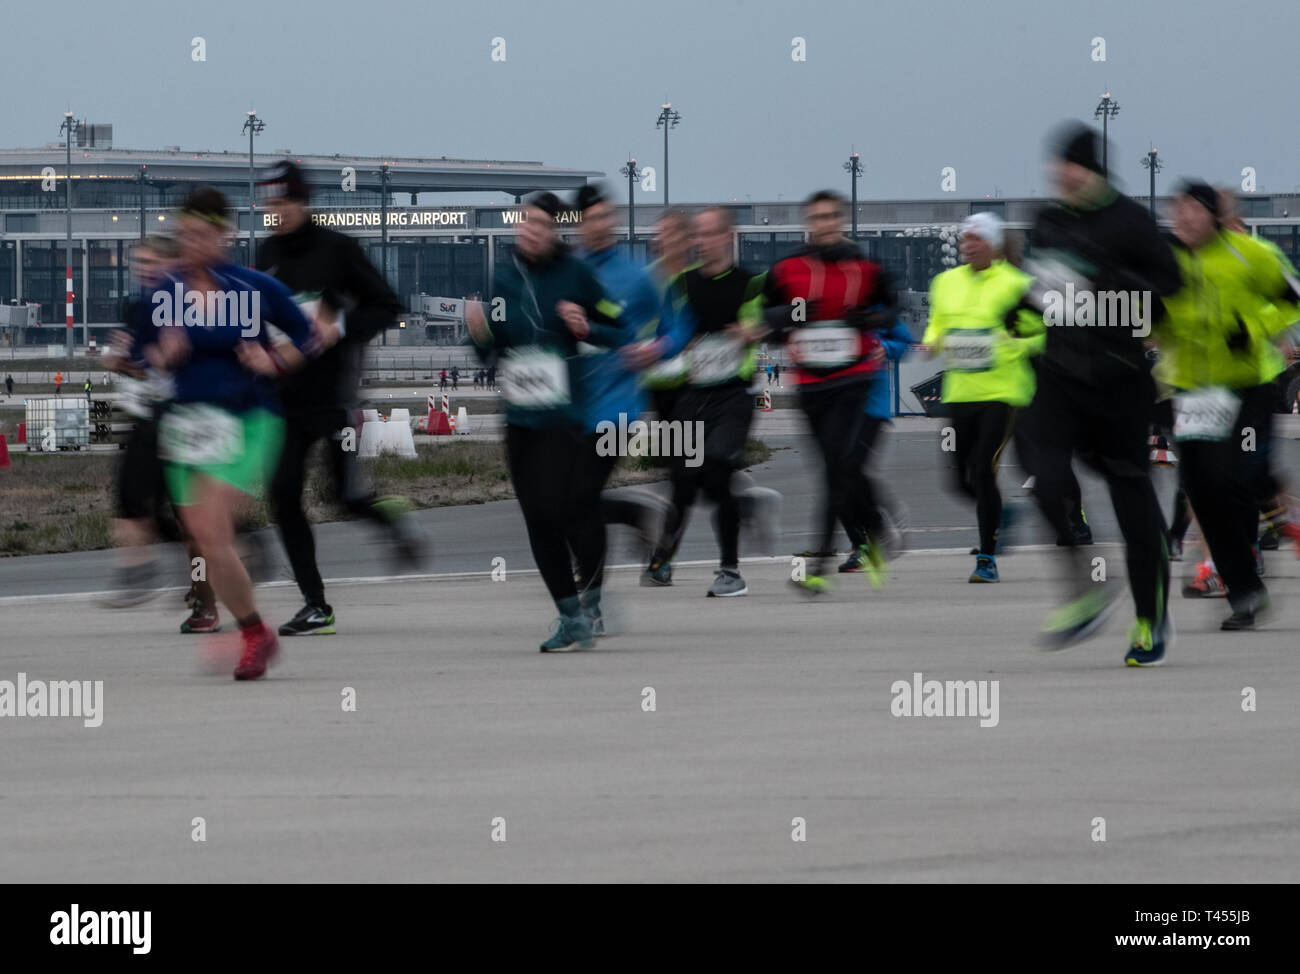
[923,260,1045,406]
[1155,230,1300,390]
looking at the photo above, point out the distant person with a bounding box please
[486,364,496,390]
[766,363,774,385]
[4,374,12,397]
[84,377,93,397]
[54,370,63,394]
[439,369,448,390]
[451,365,460,390]
[773,363,781,388]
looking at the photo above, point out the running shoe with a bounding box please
[180,600,221,634]
[1182,562,1227,598]
[376,496,429,572]
[1221,590,1270,631]
[99,560,161,608]
[1056,511,1093,546]
[791,574,832,595]
[969,554,998,583]
[1259,524,1280,551]
[1124,614,1172,667]
[838,549,866,573]
[233,623,281,680]
[1169,537,1183,562]
[278,603,336,636]
[860,540,887,589]
[1037,588,1115,649]
[539,613,595,653]
[579,588,606,637]
[183,583,199,608]
[707,568,748,597]
[641,557,673,587]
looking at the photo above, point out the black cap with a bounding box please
[526,191,563,219]
[1052,122,1105,175]
[1176,180,1220,219]
[573,183,607,211]
[258,160,310,202]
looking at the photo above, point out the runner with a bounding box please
[143,187,315,680]
[762,190,897,592]
[255,160,425,637]
[922,213,1045,582]
[1153,180,1300,630]
[1017,123,1182,665]
[465,191,626,652]
[570,184,688,625]
[641,206,766,596]
[100,236,192,608]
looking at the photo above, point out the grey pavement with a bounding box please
[1,553,1297,882]
[2,422,1300,882]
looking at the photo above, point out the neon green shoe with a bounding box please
[861,541,887,590]
[792,574,833,595]
[1124,615,1170,666]
[1037,588,1114,650]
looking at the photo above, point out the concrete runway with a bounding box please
[2,426,1300,881]
[1,553,1298,883]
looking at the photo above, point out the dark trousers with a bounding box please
[655,384,753,569]
[1018,371,1168,622]
[272,408,386,607]
[1178,385,1271,608]
[800,380,881,570]
[506,424,604,608]
[950,402,1016,555]
[842,415,886,550]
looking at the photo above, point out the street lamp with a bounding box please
[843,151,864,241]
[1093,92,1120,177]
[619,158,640,243]
[242,110,265,265]
[59,111,79,356]
[1140,147,1164,218]
[374,164,392,286]
[655,102,681,206]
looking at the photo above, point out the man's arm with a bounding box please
[336,235,402,344]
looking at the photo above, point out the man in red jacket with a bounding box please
[763,190,897,591]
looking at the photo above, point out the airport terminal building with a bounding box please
[3,139,1299,345]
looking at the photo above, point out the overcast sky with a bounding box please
[5,0,1297,203]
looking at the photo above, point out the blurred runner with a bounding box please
[144,187,314,680]
[256,161,425,637]
[1018,124,1181,665]
[467,192,626,652]
[762,190,897,592]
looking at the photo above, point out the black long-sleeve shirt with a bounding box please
[256,219,402,413]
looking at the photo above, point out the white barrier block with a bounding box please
[358,419,383,458]
[390,408,410,423]
[455,406,470,434]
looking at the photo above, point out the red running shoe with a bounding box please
[233,623,281,681]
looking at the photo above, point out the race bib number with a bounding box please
[689,334,744,385]
[159,404,243,465]
[1173,387,1239,442]
[499,347,570,408]
[944,329,996,372]
[787,323,859,368]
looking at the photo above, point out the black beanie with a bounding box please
[527,191,563,219]
[1053,123,1104,175]
[1176,180,1220,219]
[573,183,607,211]
[258,161,310,202]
